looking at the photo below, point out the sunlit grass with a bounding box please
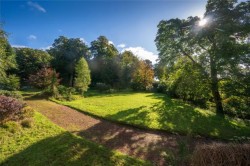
[54,91,250,140]
[0,112,150,166]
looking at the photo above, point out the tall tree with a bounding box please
[48,36,90,86]
[155,0,250,114]
[89,36,119,87]
[74,57,91,95]
[131,60,154,91]
[0,28,19,90]
[15,48,51,84]
[120,51,139,88]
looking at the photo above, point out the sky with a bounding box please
[0,0,209,63]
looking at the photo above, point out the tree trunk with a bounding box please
[210,55,224,115]
[69,74,73,87]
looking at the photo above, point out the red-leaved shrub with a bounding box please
[0,95,24,123]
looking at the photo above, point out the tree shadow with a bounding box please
[1,132,147,166]
[105,93,250,140]
[148,95,250,139]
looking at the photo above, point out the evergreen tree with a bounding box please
[74,57,91,95]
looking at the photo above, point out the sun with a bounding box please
[199,18,208,27]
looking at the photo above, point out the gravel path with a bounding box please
[26,99,219,165]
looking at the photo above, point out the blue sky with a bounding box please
[1,0,209,63]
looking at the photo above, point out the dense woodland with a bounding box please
[1,0,250,118]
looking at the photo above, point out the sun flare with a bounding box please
[199,18,208,27]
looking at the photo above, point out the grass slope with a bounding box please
[54,91,250,140]
[0,112,150,166]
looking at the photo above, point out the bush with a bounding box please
[0,90,23,100]
[0,75,20,90]
[2,121,21,133]
[223,96,250,119]
[0,96,24,123]
[20,106,35,119]
[95,83,111,92]
[21,118,34,128]
[192,143,250,166]
[56,85,76,101]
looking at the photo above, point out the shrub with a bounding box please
[192,143,250,166]
[0,75,20,90]
[56,85,76,101]
[95,83,111,92]
[21,118,34,128]
[223,96,250,119]
[0,96,24,123]
[2,121,21,133]
[20,106,35,119]
[0,90,23,100]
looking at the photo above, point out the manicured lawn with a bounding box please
[54,91,250,140]
[0,112,150,166]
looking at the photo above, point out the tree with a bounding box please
[165,57,211,106]
[0,27,19,90]
[131,60,154,91]
[89,36,119,87]
[28,67,60,90]
[119,51,139,88]
[15,48,52,84]
[48,36,89,86]
[155,0,250,114]
[74,57,91,95]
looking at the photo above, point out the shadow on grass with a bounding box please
[1,132,147,166]
[106,94,250,140]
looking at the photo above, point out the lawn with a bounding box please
[54,91,250,140]
[0,112,150,166]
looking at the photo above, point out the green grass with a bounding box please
[0,112,150,166]
[53,91,250,140]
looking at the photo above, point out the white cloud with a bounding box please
[80,38,88,44]
[58,29,63,33]
[40,45,52,50]
[117,43,126,48]
[28,35,37,40]
[11,44,28,48]
[27,1,46,13]
[122,46,158,64]
[108,40,114,45]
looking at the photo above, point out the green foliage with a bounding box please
[14,48,52,84]
[165,58,211,107]
[90,36,120,87]
[0,74,20,90]
[119,51,139,88]
[0,90,23,100]
[0,112,150,165]
[95,82,111,92]
[0,28,19,90]
[2,121,21,133]
[74,57,91,95]
[90,36,118,59]
[223,96,250,119]
[49,36,89,86]
[54,92,250,140]
[155,0,250,114]
[56,85,76,101]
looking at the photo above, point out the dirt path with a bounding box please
[26,98,219,165]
